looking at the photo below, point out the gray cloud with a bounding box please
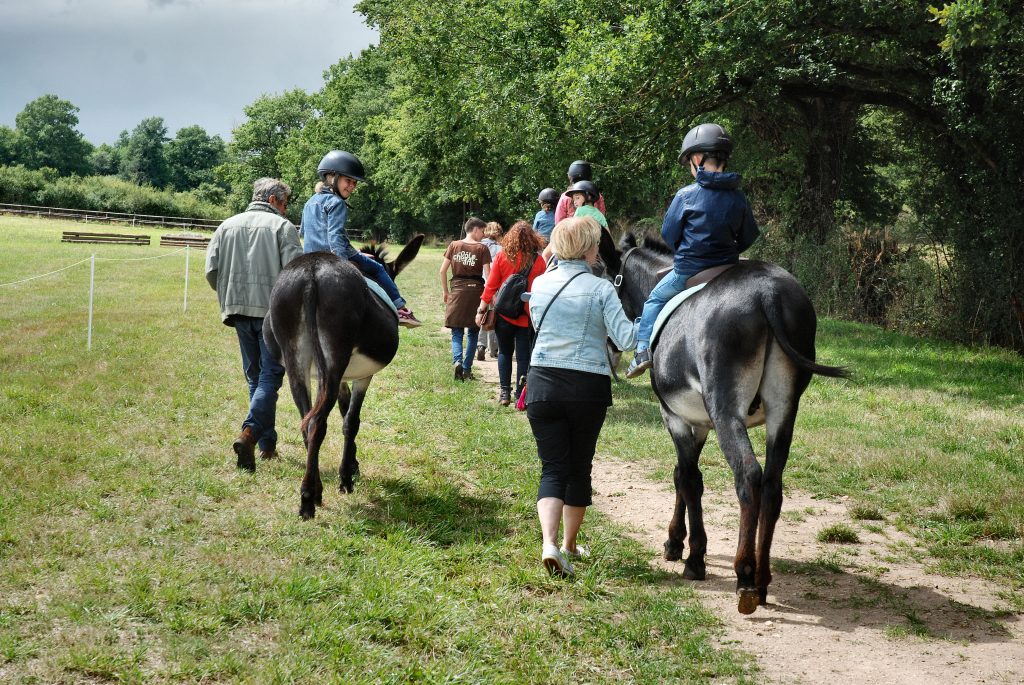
[0,0,377,144]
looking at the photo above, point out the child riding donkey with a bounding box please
[301,150,422,328]
[627,123,760,378]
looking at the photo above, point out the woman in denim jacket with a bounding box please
[525,216,637,576]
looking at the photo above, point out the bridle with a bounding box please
[613,246,640,292]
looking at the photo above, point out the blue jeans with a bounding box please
[450,326,480,370]
[495,316,533,391]
[235,317,285,451]
[636,270,696,351]
[349,252,406,309]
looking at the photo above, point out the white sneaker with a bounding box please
[560,545,589,560]
[542,543,574,577]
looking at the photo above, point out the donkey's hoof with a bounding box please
[299,493,316,520]
[759,588,768,606]
[682,560,706,581]
[737,588,760,615]
[339,481,354,495]
[663,540,684,562]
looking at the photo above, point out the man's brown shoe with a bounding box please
[233,427,257,471]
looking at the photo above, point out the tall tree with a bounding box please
[14,95,93,175]
[89,143,119,176]
[165,125,226,191]
[220,89,314,208]
[0,126,20,166]
[118,117,170,188]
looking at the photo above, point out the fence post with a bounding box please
[183,245,190,312]
[87,254,95,350]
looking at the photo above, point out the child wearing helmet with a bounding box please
[554,160,607,224]
[565,180,608,231]
[533,188,559,241]
[301,150,422,328]
[626,123,760,378]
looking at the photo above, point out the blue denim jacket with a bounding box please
[529,260,637,375]
[300,190,358,258]
[533,209,556,239]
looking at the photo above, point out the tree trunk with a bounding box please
[790,98,859,245]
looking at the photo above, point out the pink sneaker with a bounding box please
[397,307,422,328]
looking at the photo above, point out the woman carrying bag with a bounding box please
[525,216,637,576]
[475,221,546,406]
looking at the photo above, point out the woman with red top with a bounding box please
[475,220,547,406]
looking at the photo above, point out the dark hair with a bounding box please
[463,217,486,235]
[501,220,543,265]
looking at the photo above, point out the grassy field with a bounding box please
[1,215,1021,683]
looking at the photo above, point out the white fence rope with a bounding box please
[0,258,93,287]
[1,245,199,349]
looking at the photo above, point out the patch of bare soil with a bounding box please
[591,459,1024,685]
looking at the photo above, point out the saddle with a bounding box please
[649,264,737,347]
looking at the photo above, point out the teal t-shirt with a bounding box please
[574,204,608,230]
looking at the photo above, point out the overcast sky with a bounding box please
[0,0,378,145]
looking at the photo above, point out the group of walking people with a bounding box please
[208,122,759,579]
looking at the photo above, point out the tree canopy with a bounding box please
[13,95,92,176]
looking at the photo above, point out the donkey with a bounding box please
[263,235,424,519]
[605,233,848,614]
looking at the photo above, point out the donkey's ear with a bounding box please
[619,232,638,251]
[390,233,425,278]
[598,228,621,274]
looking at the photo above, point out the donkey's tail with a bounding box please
[299,276,331,435]
[763,297,851,379]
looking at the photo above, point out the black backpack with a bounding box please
[493,254,538,318]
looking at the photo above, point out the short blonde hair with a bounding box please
[484,221,504,240]
[550,216,601,260]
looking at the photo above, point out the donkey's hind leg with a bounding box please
[660,407,709,579]
[755,365,806,605]
[299,374,341,519]
[339,376,372,494]
[337,382,359,478]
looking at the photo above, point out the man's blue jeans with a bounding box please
[451,326,480,370]
[349,252,406,309]
[235,317,285,451]
[636,269,695,351]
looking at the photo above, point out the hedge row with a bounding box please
[0,165,229,220]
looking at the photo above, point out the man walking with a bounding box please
[205,178,303,471]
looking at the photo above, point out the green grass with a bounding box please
[2,214,1023,681]
[816,524,862,545]
[0,216,753,683]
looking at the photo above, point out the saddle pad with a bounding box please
[651,283,706,348]
[363,277,398,314]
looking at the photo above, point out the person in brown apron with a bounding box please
[440,217,492,380]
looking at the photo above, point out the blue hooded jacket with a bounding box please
[661,169,759,275]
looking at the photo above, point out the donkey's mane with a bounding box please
[639,233,673,256]
[360,243,390,263]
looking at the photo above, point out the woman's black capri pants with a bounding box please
[527,400,608,507]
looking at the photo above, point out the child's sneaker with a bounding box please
[397,307,422,328]
[625,349,652,378]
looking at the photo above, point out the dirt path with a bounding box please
[591,459,1024,684]
[470,355,1023,683]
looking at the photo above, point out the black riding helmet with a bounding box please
[317,150,366,182]
[678,123,734,166]
[566,180,599,202]
[567,160,592,183]
[538,187,560,204]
